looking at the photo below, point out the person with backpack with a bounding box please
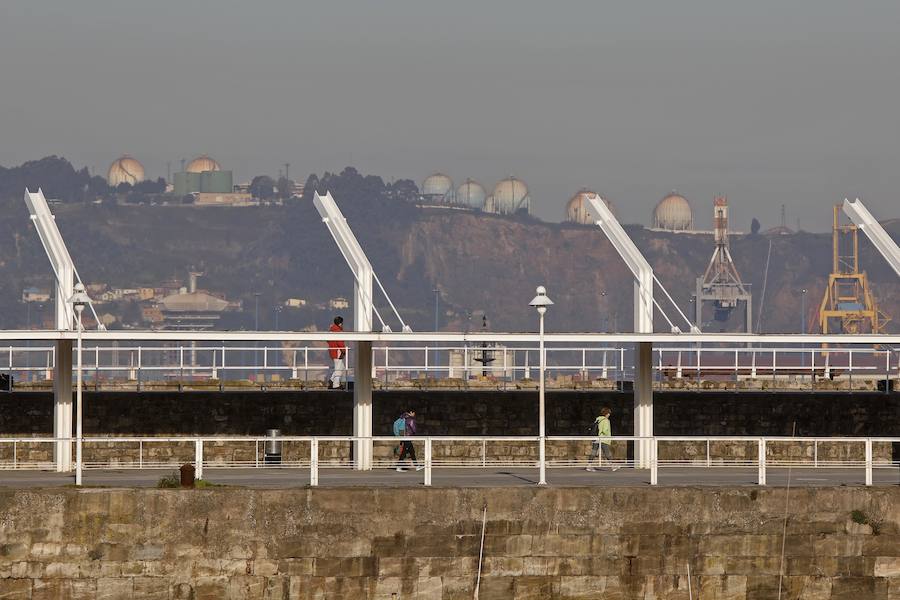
[327,316,346,390]
[587,406,619,471]
[393,409,422,472]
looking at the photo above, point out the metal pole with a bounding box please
[538,308,546,485]
[75,310,83,486]
[433,288,440,331]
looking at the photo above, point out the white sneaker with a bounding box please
[611,466,620,472]
[395,467,406,472]
[415,466,425,472]
[585,467,596,472]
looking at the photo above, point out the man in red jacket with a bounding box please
[327,316,346,390]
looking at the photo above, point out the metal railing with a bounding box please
[1,435,896,487]
[2,343,897,389]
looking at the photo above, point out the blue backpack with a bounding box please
[392,417,406,436]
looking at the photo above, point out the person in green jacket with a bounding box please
[587,406,619,472]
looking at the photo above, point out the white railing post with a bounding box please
[310,438,319,487]
[195,439,203,480]
[139,441,143,469]
[424,437,432,486]
[650,438,658,485]
[814,440,818,468]
[758,438,766,485]
[865,438,872,486]
[706,439,711,468]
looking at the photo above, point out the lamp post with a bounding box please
[433,288,440,332]
[800,288,807,334]
[69,283,89,486]
[600,290,607,332]
[529,285,553,486]
[253,292,261,381]
[800,288,808,373]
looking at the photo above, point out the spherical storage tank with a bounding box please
[566,189,614,224]
[485,176,530,215]
[107,155,145,186]
[421,173,454,202]
[653,192,693,230]
[456,179,486,207]
[186,155,221,174]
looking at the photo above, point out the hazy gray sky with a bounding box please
[2,1,899,231]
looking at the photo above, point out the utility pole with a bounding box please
[284,163,290,181]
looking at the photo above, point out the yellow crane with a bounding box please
[818,205,890,333]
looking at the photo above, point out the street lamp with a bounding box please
[600,290,607,332]
[800,288,808,373]
[800,289,807,334]
[68,282,90,486]
[529,285,553,486]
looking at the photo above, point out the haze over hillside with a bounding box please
[2,162,897,334]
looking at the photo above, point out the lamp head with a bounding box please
[529,285,554,310]
[68,282,90,314]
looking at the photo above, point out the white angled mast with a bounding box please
[23,188,101,330]
[842,198,900,278]
[586,194,696,333]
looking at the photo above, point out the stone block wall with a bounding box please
[1,487,899,599]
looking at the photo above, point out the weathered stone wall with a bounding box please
[0,487,898,599]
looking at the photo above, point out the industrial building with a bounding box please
[652,191,693,231]
[566,189,614,224]
[173,155,234,197]
[107,155,145,186]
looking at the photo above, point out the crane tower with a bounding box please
[693,196,753,332]
[817,204,890,334]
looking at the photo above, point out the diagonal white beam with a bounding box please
[843,198,900,278]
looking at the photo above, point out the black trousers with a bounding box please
[399,441,417,462]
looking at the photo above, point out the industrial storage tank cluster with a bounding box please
[565,189,615,224]
[653,191,693,230]
[420,173,531,215]
[107,155,145,186]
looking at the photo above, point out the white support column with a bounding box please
[634,341,653,469]
[53,339,73,472]
[354,340,373,470]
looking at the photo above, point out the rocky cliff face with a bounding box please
[399,210,900,333]
[2,200,897,333]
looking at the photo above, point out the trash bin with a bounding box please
[265,429,282,465]
[180,463,195,487]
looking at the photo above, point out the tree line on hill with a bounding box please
[0,157,420,208]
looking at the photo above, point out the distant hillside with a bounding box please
[3,196,898,334]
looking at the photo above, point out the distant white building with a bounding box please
[328,297,350,310]
[22,287,51,303]
[284,298,307,308]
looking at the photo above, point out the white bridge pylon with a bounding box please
[24,188,103,473]
[843,198,900,278]
[586,193,697,469]
[313,191,411,470]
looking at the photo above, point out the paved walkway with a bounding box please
[0,467,896,489]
